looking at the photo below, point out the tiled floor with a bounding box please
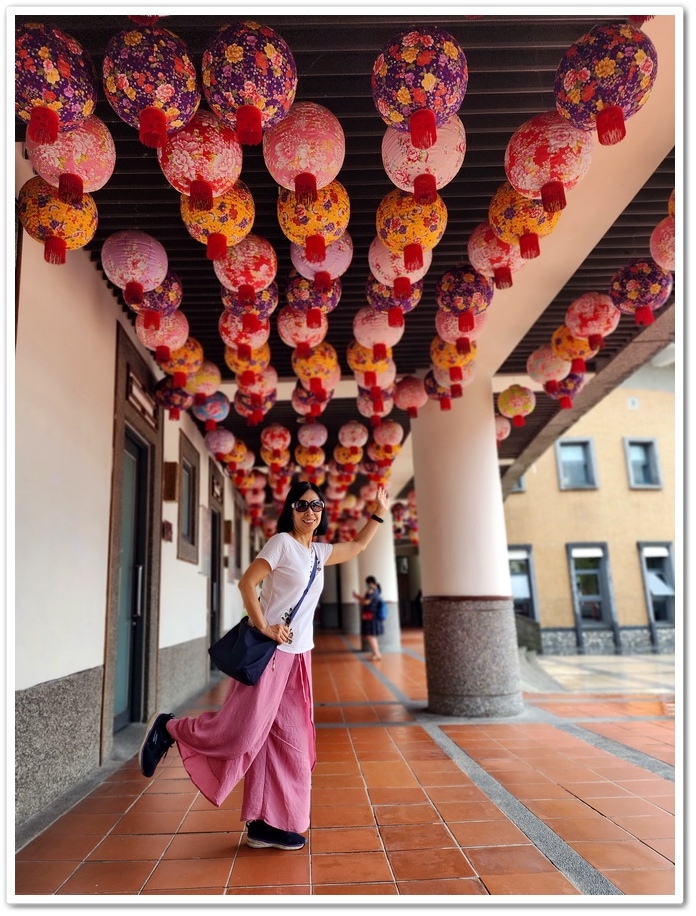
[13,630,679,901]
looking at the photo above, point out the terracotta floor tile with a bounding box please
[397,877,489,895]
[69,795,136,816]
[646,795,676,814]
[311,850,393,885]
[14,860,80,895]
[387,846,475,881]
[163,831,241,858]
[466,844,557,876]
[16,832,100,862]
[226,885,310,895]
[125,793,196,813]
[568,840,674,871]
[373,803,440,826]
[109,810,185,836]
[144,857,233,890]
[430,800,508,822]
[310,803,375,828]
[448,819,532,848]
[523,798,597,819]
[312,882,398,894]
[603,869,677,896]
[228,851,310,888]
[144,777,195,795]
[551,816,633,843]
[367,786,429,805]
[425,785,489,804]
[178,809,243,833]
[38,812,124,836]
[562,781,633,799]
[142,886,225,894]
[311,773,365,790]
[586,796,669,818]
[310,826,382,854]
[502,781,576,800]
[481,872,581,895]
[643,837,675,862]
[379,823,456,851]
[311,786,370,807]
[611,814,676,840]
[86,834,173,861]
[55,860,156,895]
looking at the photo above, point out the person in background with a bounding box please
[139,481,389,852]
[353,575,384,661]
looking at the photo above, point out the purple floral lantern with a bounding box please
[129,269,183,330]
[545,372,586,410]
[221,281,279,333]
[154,376,194,421]
[366,273,423,328]
[285,268,341,329]
[608,257,673,326]
[435,264,495,333]
[101,230,169,306]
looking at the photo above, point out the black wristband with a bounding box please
[371,513,384,523]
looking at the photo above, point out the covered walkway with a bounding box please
[14,631,678,901]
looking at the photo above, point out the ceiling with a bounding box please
[14,11,677,506]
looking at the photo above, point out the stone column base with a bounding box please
[423,596,524,717]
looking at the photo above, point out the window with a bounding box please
[624,438,662,488]
[568,545,612,626]
[508,548,536,618]
[639,544,675,624]
[177,432,199,563]
[556,439,597,489]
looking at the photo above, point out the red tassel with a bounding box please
[403,243,423,272]
[310,377,323,393]
[519,233,540,259]
[43,236,66,265]
[27,106,59,144]
[588,334,604,350]
[365,371,377,387]
[58,173,84,204]
[635,306,655,326]
[596,105,626,146]
[239,370,255,386]
[407,406,418,419]
[250,393,263,407]
[370,386,382,400]
[494,266,513,289]
[628,15,654,26]
[307,307,322,328]
[512,414,525,427]
[195,393,207,405]
[235,105,263,145]
[314,271,331,292]
[206,233,227,261]
[571,358,586,373]
[409,109,437,149]
[350,446,359,455]
[238,284,254,305]
[139,106,168,148]
[173,372,187,388]
[190,179,213,210]
[125,281,144,305]
[541,179,566,213]
[205,419,217,431]
[373,343,387,361]
[305,235,326,263]
[559,396,573,410]
[544,380,560,395]
[370,414,382,426]
[451,384,463,398]
[413,173,437,204]
[387,307,404,328]
[237,343,252,361]
[250,410,263,425]
[155,346,171,362]
[294,172,318,205]
[168,408,181,420]
[458,311,475,333]
[449,366,463,382]
[456,337,471,355]
[143,309,161,331]
[242,313,261,333]
[297,343,311,359]
[393,277,411,299]
[440,397,452,412]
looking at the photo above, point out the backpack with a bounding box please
[375,597,387,621]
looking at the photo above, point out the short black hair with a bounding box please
[276,479,328,536]
[366,576,380,589]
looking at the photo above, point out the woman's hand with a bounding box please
[262,622,292,645]
[372,485,389,517]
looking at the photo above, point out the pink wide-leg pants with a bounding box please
[168,650,315,833]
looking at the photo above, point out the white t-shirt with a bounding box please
[256,533,334,654]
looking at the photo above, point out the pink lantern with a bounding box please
[101,230,168,306]
[180,179,255,260]
[290,232,353,293]
[191,391,230,431]
[237,365,278,408]
[130,270,183,330]
[291,381,331,419]
[368,237,432,299]
[25,114,116,204]
[504,110,594,213]
[432,361,475,394]
[277,304,328,357]
[545,372,586,410]
[526,343,571,395]
[366,273,422,329]
[650,217,675,272]
[285,268,341,329]
[423,370,456,412]
[435,265,495,336]
[298,422,328,450]
[234,388,276,426]
[498,384,536,427]
[376,187,447,271]
[135,308,189,362]
[346,340,392,389]
[354,359,397,398]
[565,292,621,350]
[184,359,222,405]
[394,375,428,418]
[609,258,673,326]
[353,306,405,361]
[373,419,404,452]
[495,414,512,443]
[154,376,194,421]
[338,420,369,454]
[157,336,204,388]
[157,110,243,209]
[467,222,526,291]
[435,307,488,355]
[668,189,675,219]
[214,234,278,305]
[218,310,270,360]
[221,281,279,333]
[489,181,562,259]
[224,342,271,386]
[277,180,350,264]
[382,113,466,203]
[550,325,598,374]
[357,389,394,426]
[205,427,236,461]
[262,101,345,203]
[260,422,292,455]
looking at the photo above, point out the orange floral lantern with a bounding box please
[277,180,350,264]
[17,176,97,265]
[376,187,447,271]
[291,341,339,396]
[180,179,255,261]
[489,181,562,259]
[550,324,599,373]
[430,335,477,383]
[224,341,272,386]
[346,340,393,389]
[157,336,204,388]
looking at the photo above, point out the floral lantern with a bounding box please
[263,101,345,203]
[346,340,392,389]
[357,388,394,426]
[489,181,562,259]
[234,389,276,426]
[25,114,116,204]
[129,269,183,330]
[436,306,488,356]
[191,390,230,431]
[371,27,468,149]
[394,375,428,418]
[260,422,292,456]
[103,24,200,148]
[205,427,236,461]
[367,440,400,468]
[135,308,189,362]
[222,281,279,333]
[354,360,397,400]
[225,439,252,475]
[214,233,278,305]
[554,22,658,146]
[237,364,278,406]
[290,232,353,293]
[185,358,222,405]
[294,444,325,474]
[550,324,599,374]
[292,382,331,419]
[334,445,363,467]
[353,306,405,361]
[467,222,526,290]
[180,179,255,260]
[218,310,270,360]
[277,304,328,358]
[498,384,536,427]
[608,258,673,326]
[277,180,350,264]
[154,376,194,421]
[339,419,369,455]
[260,444,291,475]
[432,361,474,395]
[504,110,594,212]
[526,343,571,395]
[157,110,243,210]
[15,22,98,144]
[285,268,341,329]
[430,335,477,383]
[298,422,328,452]
[650,217,675,273]
[435,264,495,336]
[366,273,422,329]
[495,414,511,444]
[224,341,271,386]
[423,370,456,411]
[17,176,97,264]
[291,341,339,396]
[368,236,432,300]
[101,230,168,307]
[545,372,586,410]
[382,113,466,204]
[202,21,298,145]
[373,418,404,456]
[376,187,447,271]
[565,292,621,350]
[157,336,204,388]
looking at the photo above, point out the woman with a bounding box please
[139,480,389,852]
[353,575,384,661]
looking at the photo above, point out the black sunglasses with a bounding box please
[292,499,325,512]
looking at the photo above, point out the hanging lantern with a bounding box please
[261,423,292,454]
[221,281,279,334]
[545,372,586,410]
[489,181,562,259]
[435,264,495,337]
[263,101,345,203]
[291,381,331,419]
[301,360,341,397]
[346,340,392,389]
[650,217,675,273]
[202,20,297,145]
[376,187,447,271]
[294,443,325,473]
[354,360,397,399]
[609,258,673,326]
[260,444,291,474]
[334,445,363,467]
[423,370,456,411]
[218,310,270,359]
[277,179,350,264]
[157,336,204,388]
[290,232,353,293]
[353,306,405,361]
[214,233,278,305]
[103,24,200,148]
[367,440,400,468]
[25,114,116,204]
[205,427,236,461]
[237,365,278,409]
[430,336,477,383]
[224,341,271,386]
[15,22,98,144]
[135,308,189,363]
[368,236,432,299]
[191,390,230,430]
[357,388,394,426]
[432,361,474,395]
[366,273,422,329]
[101,230,168,306]
[373,419,404,453]
[157,110,243,209]
[285,268,341,329]
[298,422,328,452]
[382,113,466,203]
[550,325,599,374]
[291,341,339,396]
[525,343,571,395]
[154,375,194,421]
[394,375,428,418]
[504,110,594,213]
[498,384,536,427]
[277,304,328,357]
[371,27,468,149]
[565,292,621,350]
[180,179,255,261]
[435,307,488,355]
[129,269,183,331]
[234,389,276,426]
[338,420,370,455]
[467,222,526,291]
[17,176,97,265]
[554,22,658,146]
[495,414,512,444]
[185,358,222,405]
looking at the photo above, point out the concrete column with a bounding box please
[357,517,401,652]
[410,373,523,716]
[339,556,361,635]
[319,562,339,627]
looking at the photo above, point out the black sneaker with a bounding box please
[139,713,174,777]
[246,819,306,850]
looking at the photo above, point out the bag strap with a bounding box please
[286,550,319,625]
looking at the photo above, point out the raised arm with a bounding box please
[325,486,389,566]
